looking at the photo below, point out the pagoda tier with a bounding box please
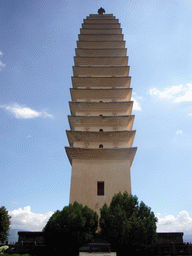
[74,56,128,66]
[75,48,127,57]
[77,41,125,49]
[66,130,136,148]
[78,34,124,41]
[68,115,135,131]
[80,28,122,34]
[72,76,131,88]
[82,23,121,29]
[88,14,116,18]
[69,101,133,116]
[73,66,130,77]
[65,12,137,214]
[84,19,119,23]
[70,88,132,102]
[65,147,137,166]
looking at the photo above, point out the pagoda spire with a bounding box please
[98,7,105,15]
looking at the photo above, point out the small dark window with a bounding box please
[97,181,104,196]
[99,144,103,148]
[99,114,103,117]
[99,101,103,103]
[99,129,103,132]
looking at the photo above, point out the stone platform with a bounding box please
[80,253,116,256]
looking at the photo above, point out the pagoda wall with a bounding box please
[70,159,131,213]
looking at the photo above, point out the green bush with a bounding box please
[100,191,158,252]
[3,254,31,256]
[0,206,11,243]
[43,201,98,251]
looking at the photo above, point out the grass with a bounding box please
[3,254,31,256]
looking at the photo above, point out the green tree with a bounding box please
[43,202,98,252]
[99,192,158,252]
[0,206,11,243]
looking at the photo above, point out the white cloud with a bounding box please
[176,130,183,135]
[9,206,54,231]
[131,97,142,111]
[149,83,192,103]
[156,211,192,234]
[149,85,183,99]
[0,60,6,69]
[9,207,192,234]
[0,103,53,119]
[0,51,5,70]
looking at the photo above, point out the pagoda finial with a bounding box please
[98,7,105,15]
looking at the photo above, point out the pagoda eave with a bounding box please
[66,130,136,147]
[82,23,121,29]
[68,115,135,130]
[70,88,132,102]
[65,147,137,166]
[77,41,125,49]
[80,28,122,35]
[78,34,124,41]
[72,76,131,88]
[69,101,133,115]
[73,66,130,77]
[74,56,128,66]
[75,48,127,57]
[88,14,115,19]
[83,19,119,24]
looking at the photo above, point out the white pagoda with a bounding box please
[65,11,137,214]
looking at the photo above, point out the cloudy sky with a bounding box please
[1,0,192,238]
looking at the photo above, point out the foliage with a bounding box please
[0,206,11,243]
[43,201,98,251]
[0,245,9,253]
[3,254,31,256]
[99,192,158,251]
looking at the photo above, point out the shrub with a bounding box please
[43,201,98,252]
[0,206,11,243]
[3,254,31,256]
[100,191,158,252]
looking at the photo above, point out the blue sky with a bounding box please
[1,0,192,236]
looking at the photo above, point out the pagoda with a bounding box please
[65,9,137,215]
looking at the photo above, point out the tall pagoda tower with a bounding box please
[65,10,137,215]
